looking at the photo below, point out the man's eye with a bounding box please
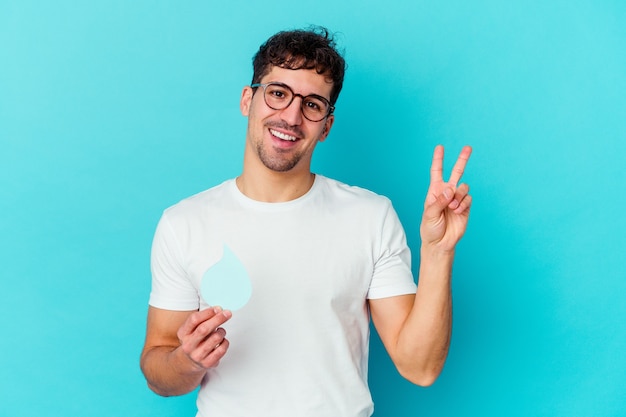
[305,100,322,112]
[269,89,288,99]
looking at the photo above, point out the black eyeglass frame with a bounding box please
[250,82,335,122]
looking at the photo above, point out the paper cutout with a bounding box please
[201,245,252,311]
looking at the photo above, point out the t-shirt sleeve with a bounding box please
[149,212,201,310]
[367,201,417,299]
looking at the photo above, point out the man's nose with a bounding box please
[279,96,304,125]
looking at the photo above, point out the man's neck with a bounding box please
[236,169,315,203]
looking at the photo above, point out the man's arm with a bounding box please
[140,306,232,396]
[369,251,453,386]
[370,145,472,386]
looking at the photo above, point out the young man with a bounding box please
[141,27,472,417]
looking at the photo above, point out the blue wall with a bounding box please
[1,1,624,416]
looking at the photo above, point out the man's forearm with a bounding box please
[141,345,207,397]
[395,247,454,386]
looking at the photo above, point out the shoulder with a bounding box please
[316,175,392,209]
[162,179,235,220]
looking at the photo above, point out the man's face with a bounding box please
[240,66,335,173]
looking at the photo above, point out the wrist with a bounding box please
[418,245,455,282]
[420,244,456,261]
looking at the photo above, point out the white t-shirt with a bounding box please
[150,175,417,417]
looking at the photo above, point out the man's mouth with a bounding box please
[270,128,297,142]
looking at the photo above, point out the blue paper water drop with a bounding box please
[201,245,252,311]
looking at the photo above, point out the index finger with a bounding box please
[448,146,472,187]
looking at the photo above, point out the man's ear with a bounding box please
[240,86,253,116]
[319,115,334,142]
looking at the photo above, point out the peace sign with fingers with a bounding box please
[421,145,473,253]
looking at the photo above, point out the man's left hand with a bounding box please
[420,145,473,253]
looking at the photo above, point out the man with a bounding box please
[140,27,472,417]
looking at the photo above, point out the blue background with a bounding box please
[1,1,625,416]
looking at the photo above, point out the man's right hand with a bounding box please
[140,305,233,396]
[178,306,232,369]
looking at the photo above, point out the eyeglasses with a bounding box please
[250,82,334,122]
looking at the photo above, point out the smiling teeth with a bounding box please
[270,129,297,141]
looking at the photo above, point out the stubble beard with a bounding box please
[254,120,309,172]
[255,140,303,172]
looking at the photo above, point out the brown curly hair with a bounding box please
[251,26,346,106]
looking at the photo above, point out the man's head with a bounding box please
[239,27,345,178]
[251,27,346,106]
